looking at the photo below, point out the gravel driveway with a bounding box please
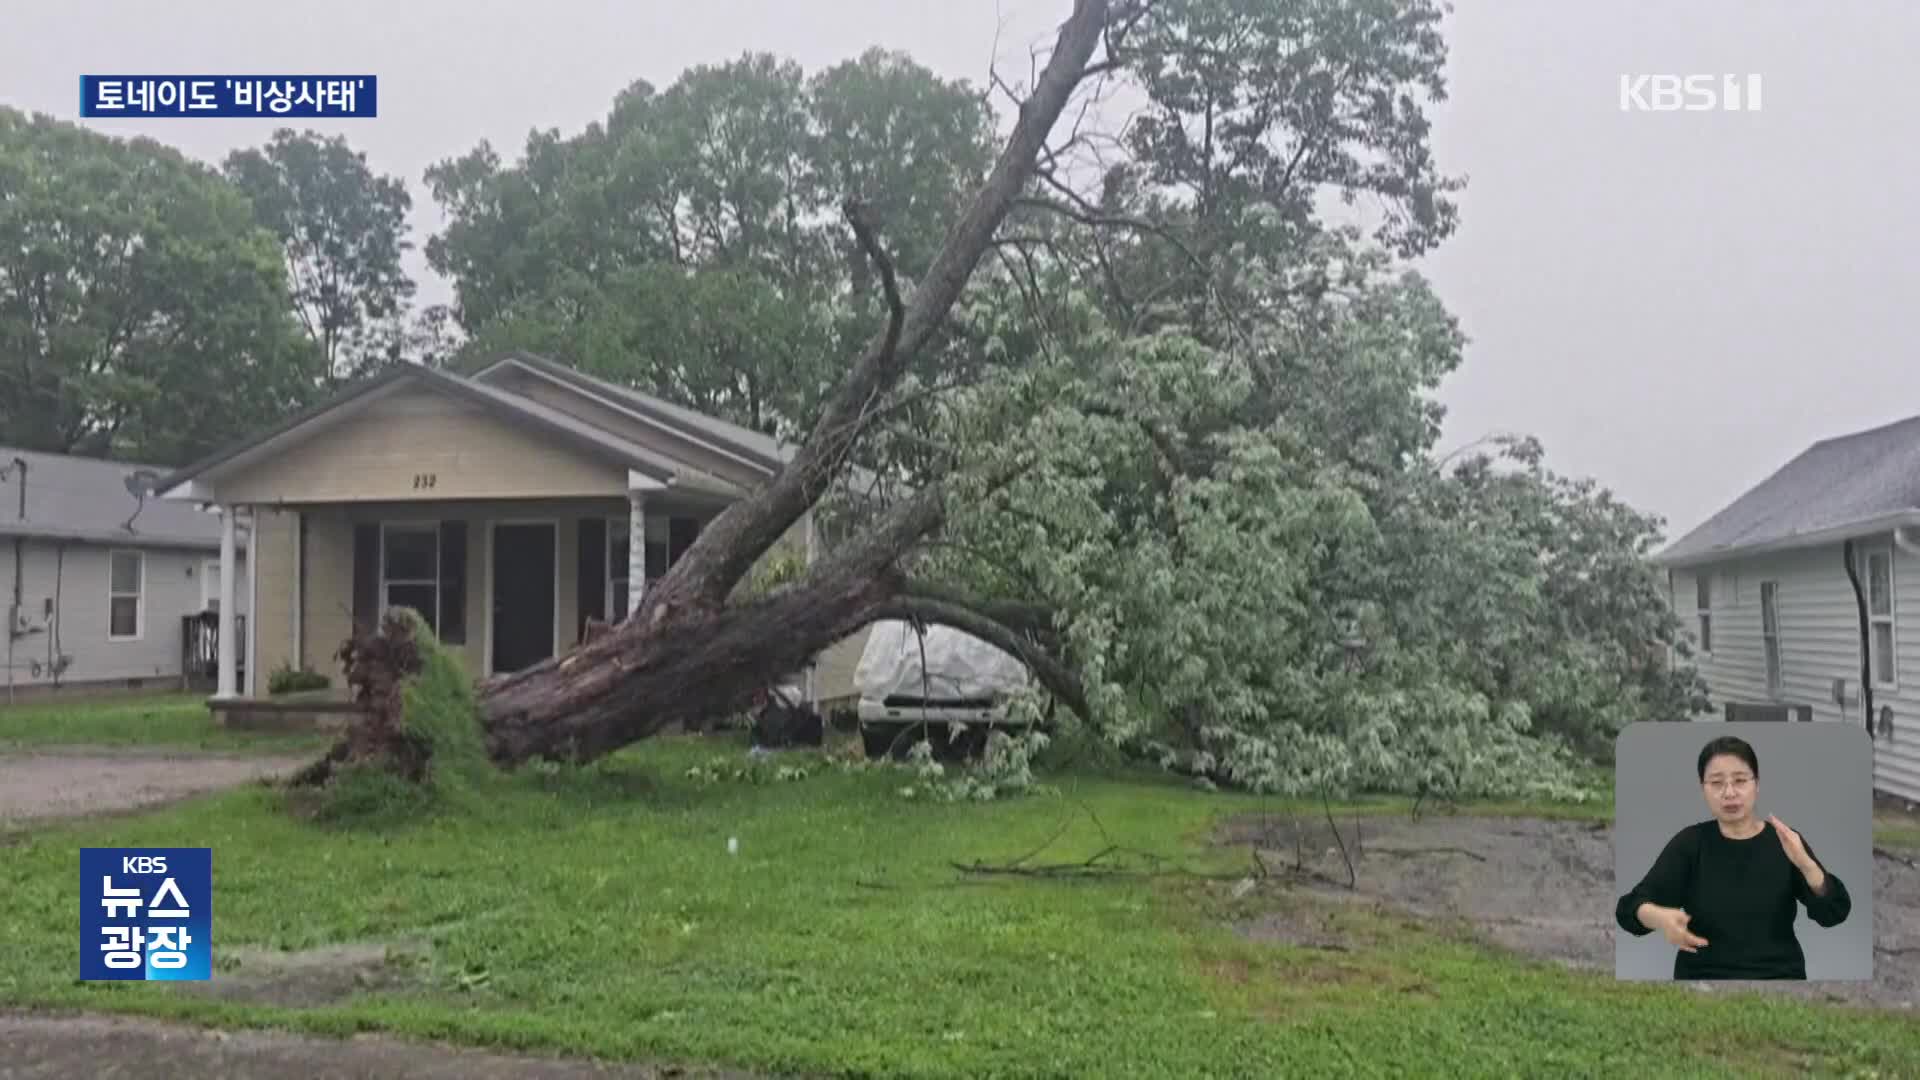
[0,749,312,830]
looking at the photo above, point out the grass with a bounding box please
[2,734,1916,1079]
[0,694,331,755]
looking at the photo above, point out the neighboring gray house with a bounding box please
[1653,415,1920,802]
[1,446,250,701]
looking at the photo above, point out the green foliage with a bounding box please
[684,751,816,787]
[305,610,492,823]
[896,727,1054,803]
[425,48,994,440]
[267,665,332,696]
[222,129,418,383]
[0,107,316,463]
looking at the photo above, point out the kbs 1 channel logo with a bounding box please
[79,848,212,981]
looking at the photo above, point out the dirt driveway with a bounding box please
[0,748,312,831]
[0,1011,775,1079]
[1221,811,1920,1012]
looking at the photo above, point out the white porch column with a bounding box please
[804,509,819,705]
[627,491,647,619]
[215,505,238,699]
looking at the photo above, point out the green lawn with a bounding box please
[0,694,330,754]
[2,735,1915,1078]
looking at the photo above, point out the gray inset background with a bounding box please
[1614,721,1874,980]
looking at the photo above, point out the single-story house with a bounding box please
[155,351,870,711]
[1653,413,1920,802]
[1,446,251,700]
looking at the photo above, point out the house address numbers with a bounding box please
[412,473,437,489]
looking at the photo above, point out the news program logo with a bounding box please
[79,848,211,981]
[1619,74,1762,113]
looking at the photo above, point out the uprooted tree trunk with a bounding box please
[295,0,1117,778]
[291,611,430,786]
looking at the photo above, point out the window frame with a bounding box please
[607,518,631,624]
[379,523,441,635]
[1694,573,1713,656]
[107,548,144,642]
[1760,580,1781,695]
[1863,545,1897,690]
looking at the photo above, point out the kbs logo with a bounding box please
[1619,74,1762,112]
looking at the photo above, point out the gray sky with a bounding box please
[5,0,1916,544]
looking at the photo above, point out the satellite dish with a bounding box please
[122,469,161,532]
[124,469,160,497]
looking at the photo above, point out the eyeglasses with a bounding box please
[1704,775,1753,793]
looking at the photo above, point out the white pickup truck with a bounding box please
[854,619,1033,759]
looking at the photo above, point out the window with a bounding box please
[1760,581,1781,694]
[108,550,143,640]
[606,513,702,624]
[608,520,631,623]
[381,525,440,636]
[1864,546,1896,688]
[200,559,220,611]
[1695,574,1712,654]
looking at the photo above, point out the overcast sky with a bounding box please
[4,0,1916,543]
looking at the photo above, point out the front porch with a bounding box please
[240,494,726,693]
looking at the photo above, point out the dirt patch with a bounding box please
[1220,812,1920,1012]
[0,1010,777,1078]
[0,750,310,831]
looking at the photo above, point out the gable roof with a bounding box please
[0,445,238,550]
[472,352,790,472]
[1655,414,1920,567]
[157,361,744,500]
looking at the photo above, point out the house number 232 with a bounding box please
[412,473,437,489]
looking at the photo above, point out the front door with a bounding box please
[492,523,556,673]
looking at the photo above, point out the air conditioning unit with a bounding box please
[1723,701,1812,723]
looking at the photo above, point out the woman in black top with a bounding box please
[1615,734,1852,979]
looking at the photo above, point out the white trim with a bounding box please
[1693,571,1713,657]
[1862,543,1898,691]
[246,509,260,696]
[105,548,145,642]
[379,522,442,635]
[215,506,238,699]
[1759,579,1781,696]
[291,511,304,670]
[627,468,667,493]
[483,518,561,676]
[607,516,632,623]
[199,558,219,611]
[1655,510,1920,569]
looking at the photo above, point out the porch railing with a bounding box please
[181,611,246,692]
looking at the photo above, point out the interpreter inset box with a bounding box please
[1613,721,1873,981]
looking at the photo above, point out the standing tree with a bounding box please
[0,107,315,464]
[224,129,418,385]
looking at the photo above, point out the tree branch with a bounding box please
[639,0,1113,617]
[873,591,1089,723]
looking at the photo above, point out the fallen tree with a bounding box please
[468,0,1118,768]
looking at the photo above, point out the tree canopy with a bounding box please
[0,107,317,464]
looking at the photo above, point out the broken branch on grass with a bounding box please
[1323,787,1356,890]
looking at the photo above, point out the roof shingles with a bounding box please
[1657,414,1920,564]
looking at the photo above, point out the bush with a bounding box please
[268,665,331,695]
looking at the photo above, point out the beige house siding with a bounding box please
[1673,537,1920,802]
[250,508,296,686]
[299,508,356,680]
[213,388,627,505]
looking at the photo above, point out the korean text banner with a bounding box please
[79,76,376,117]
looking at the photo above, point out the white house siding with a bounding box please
[2,537,248,693]
[1670,537,1920,802]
